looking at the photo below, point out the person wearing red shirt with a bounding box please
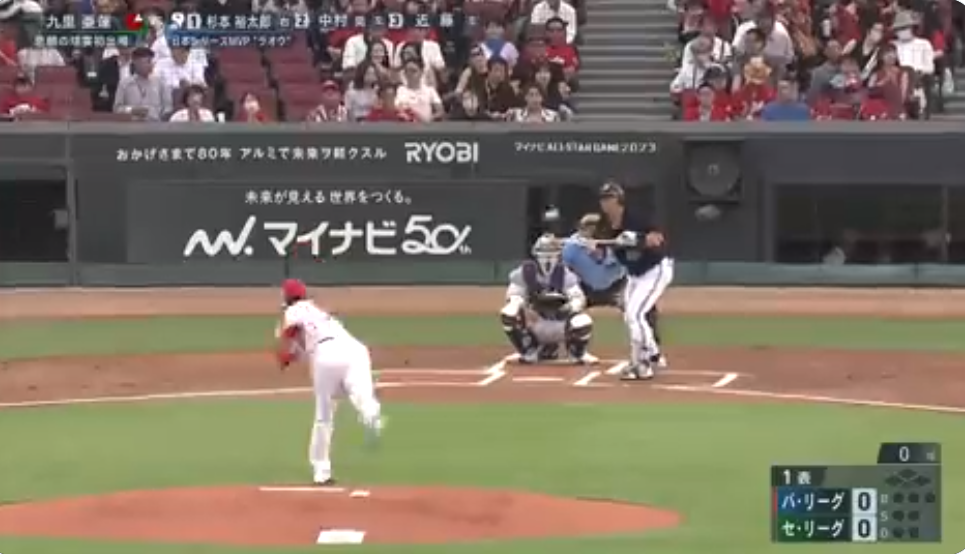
[831,0,862,54]
[544,17,579,82]
[683,83,730,121]
[0,30,18,67]
[732,57,775,118]
[365,83,416,121]
[858,89,894,120]
[0,75,49,119]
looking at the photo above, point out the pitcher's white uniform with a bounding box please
[282,300,382,484]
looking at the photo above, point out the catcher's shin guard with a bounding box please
[564,312,593,358]
[500,313,535,354]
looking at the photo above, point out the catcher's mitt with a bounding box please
[531,291,569,320]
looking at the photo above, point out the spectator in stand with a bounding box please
[892,10,934,118]
[506,83,561,121]
[363,41,394,82]
[671,37,719,96]
[91,46,132,112]
[396,58,444,122]
[144,9,172,63]
[830,0,862,56]
[154,46,207,91]
[0,74,48,119]
[455,45,489,97]
[236,91,271,122]
[450,90,495,120]
[395,41,439,88]
[343,18,394,72]
[858,87,894,119]
[307,80,350,122]
[113,47,171,121]
[856,23,886,80]
[365,82,416,121]
[169,85,216,122]
[733,10,794,74]
[812,57,865,119]
[545,16,580,83]
[678,0,706,44]
[682,83,730,120]
[530,0,578,44]
[513,34,552,87]
[481,19,519,67]
[760,77,811,120]
[530,61,574,117]
[482,57,519,116]
[808,40,843,101]
[866,43,909,118]
[391,26,447,84]
[732,56,775,118]
[345,61,380,120]
[682,18,733,68]
[731,27,766,80]
[703,64,733,111]
[325,0,374,71]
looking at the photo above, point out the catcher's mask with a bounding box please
[531,233,562,275]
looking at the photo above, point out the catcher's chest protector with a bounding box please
[522,261,566,303]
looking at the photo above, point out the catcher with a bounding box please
[499,233,599,365]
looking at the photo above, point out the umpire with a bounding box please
[594,181,666,366]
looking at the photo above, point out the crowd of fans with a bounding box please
[0,0,583,122]
[670,0,960,121]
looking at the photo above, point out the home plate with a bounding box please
[317,529,366,544]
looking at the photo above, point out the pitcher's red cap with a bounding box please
[282,278,307,301]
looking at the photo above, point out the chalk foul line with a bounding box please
[476,359,507,387]
[653,384,965,415]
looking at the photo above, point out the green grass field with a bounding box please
[1,315,963,554]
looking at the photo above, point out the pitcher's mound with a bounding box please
[0,485,682,545]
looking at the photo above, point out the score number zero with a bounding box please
[852,488,900,542]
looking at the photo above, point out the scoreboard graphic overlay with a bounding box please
[772,443,941,543]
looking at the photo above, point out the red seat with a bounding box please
[216,48,263,64]
[265,47,314,65]
[35,86,81,106]
[278,85,321,105]
[219,63,269,86]
[271,62,318,85]
[34,66,77,85]
[283,102,320,122]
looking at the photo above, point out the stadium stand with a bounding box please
[0,0,583,122]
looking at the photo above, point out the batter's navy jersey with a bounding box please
[606,211,666,277]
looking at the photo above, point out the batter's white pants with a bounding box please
[623,258,674,365]
[308,338,381,483]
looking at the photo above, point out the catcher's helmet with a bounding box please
[531,233,562,274]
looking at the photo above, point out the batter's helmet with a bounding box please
[282,278,307,304]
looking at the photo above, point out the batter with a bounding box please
[275,279,384,485]
[598,182,675,380]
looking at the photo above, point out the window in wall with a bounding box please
[775,186,942,264]
[0,180,68,262]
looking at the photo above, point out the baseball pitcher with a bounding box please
[499,234,599,364]
[275,278,384,486]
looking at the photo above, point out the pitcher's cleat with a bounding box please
[313,477,337,487]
